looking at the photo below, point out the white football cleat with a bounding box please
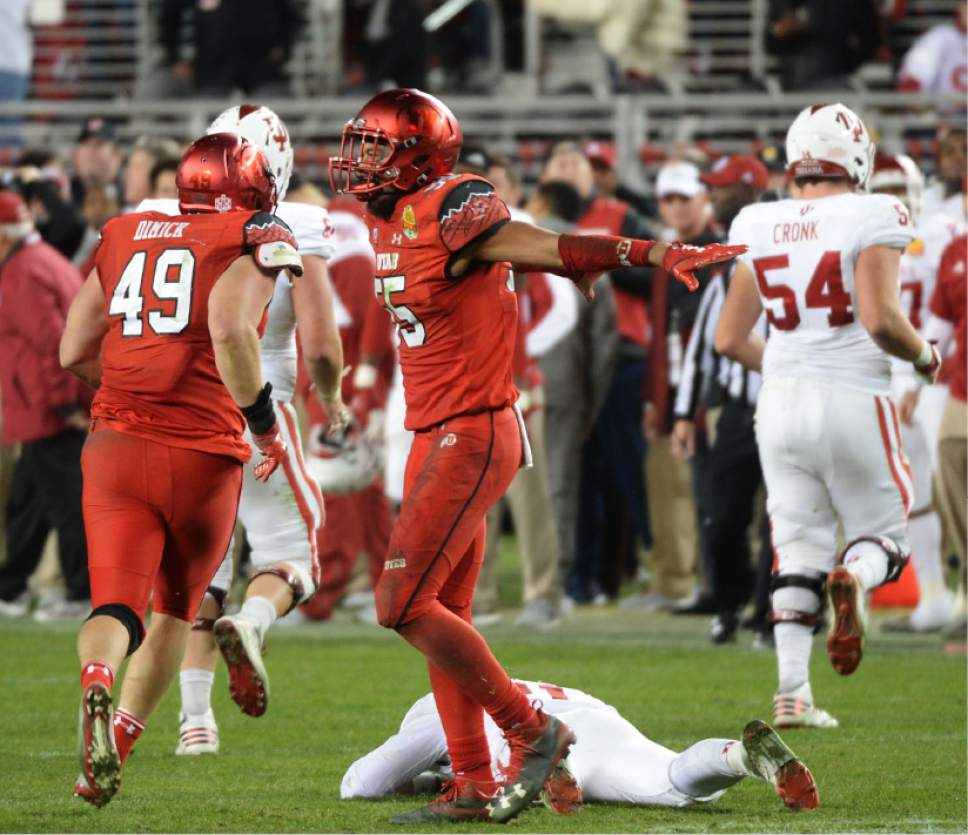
[214,615,270,717]
[175,710,219,756]
[773,684,838,729]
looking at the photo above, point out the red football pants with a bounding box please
[82,427,242,628]
[301,483,394,621]
[375,407,522,628]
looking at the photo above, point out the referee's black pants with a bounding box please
[0,430,89,602]
[701,399,770,615]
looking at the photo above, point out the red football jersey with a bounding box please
[92,210,294,462]
[366,173,518,431]
[930,233,967,402]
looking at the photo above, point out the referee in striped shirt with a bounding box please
[670,155,775,645]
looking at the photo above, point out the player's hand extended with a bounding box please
[913,340,942,385]
[662,242,748,291]
[251,426,288,482]
[321,395,351,437]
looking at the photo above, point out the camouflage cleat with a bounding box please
[214,615,270,717]
[826,566,866,675]
[388,778,493,824]
[486,712,576,823]
[76,683,121,806]
[743,719,819,811]
[541,756,582,814]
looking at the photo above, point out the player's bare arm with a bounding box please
[292,253,348,428]
[714,262,766,372]
[855,244,941,382]
[60,268,109,388]
[208,255,276,407]
[465,219,747,300]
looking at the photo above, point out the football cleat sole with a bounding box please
[214,616,270,717]
[826,566,865,676]
[743,719,819,811]
[76,684,121,806]
[541,756,582,814]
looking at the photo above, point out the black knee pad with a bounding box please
[192,587,227,632]
[88,604,144,656]
[768,573,828,628]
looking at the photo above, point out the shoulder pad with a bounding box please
[244,213,303,277]
[437,177,510,254]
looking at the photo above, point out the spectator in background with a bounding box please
[158,0,301,96]
[542,143,654,604]
[148,156,180,200]
[461,150,575,629]
[71,118,122,209]
[74,182,119,275]
[526,178,620,607]
[0,0,31,146]
[897,2,967,97]
[632,161,720,612]
[923,124,967,220]
[672,155,773,644]
[363,0,429,89]
[123,135,182,209]
[756,143,789,199]
[10,149,86,260]
[0,191,90,621]
[765,0,881,90]
[583,141,655,220]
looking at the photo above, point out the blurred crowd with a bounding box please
[0,0,964,107]
[0,116,964,642]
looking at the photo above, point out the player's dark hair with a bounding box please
[535,180,584,224]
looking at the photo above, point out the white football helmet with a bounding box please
[785,103,875,189]
[207,104,294,201]
[870,153,925,224]
[305,425,380,495]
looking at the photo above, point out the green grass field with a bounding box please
[1,540,965,833]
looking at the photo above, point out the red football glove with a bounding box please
[913,340,942,385]
[662,242,749,291]
[251,427,288,482]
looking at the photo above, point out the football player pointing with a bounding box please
[329,88,744,824]
[715,104,941,728]
[60,134,299,806]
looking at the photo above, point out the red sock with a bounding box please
[400,603,540,734]
[428,662,494,790]
[113,708,145,763]
[80,661,114,692]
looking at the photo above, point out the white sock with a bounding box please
[723,739,753,777]
[668,739,745,798]
[909,512,945,600]
[238,596,277,642]
[180,669,214,717]
[775,622,813,694]
[843,542,889,591]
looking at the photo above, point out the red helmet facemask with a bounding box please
[329,88,463,199]
[177,133,278,214]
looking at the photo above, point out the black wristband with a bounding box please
[241,383,276,435]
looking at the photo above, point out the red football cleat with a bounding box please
[541,757,582,814]
[743,719,819,812]
[76,682,121,806]
[826,566,866,675]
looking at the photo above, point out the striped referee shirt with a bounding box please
[673,266,767,420]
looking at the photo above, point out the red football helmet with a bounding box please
[329,88,463,198]
[177,132,277,214]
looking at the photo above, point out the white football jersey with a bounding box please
[137,198,336,401]
[731,192,914,395]
[898,22,967,95]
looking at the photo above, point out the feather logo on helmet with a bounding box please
[214,194,232,212]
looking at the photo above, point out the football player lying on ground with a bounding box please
[329,87,746,824]
[341,679,819,813]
